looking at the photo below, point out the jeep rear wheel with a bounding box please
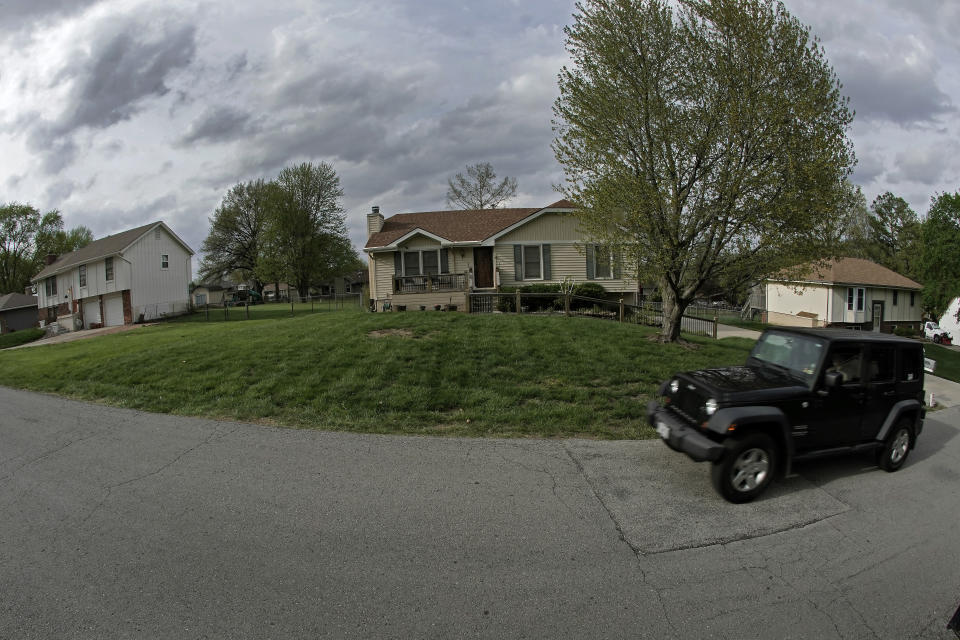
[878,421,912,472]
[711,433,777,503]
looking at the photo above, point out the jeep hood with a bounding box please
[681,365,808,399]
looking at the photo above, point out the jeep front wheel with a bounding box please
[711,433,777,503]
[878,421,912,472]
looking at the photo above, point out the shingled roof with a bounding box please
[364,200,576,249]
[0,293,37,311]
[779,258,922,290]
[32,221,194,282]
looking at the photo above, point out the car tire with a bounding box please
[710,433,777,503]
[934,334,942,344]
[878,421,912,472]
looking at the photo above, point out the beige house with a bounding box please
[758,258,922,332]
[364,201,642,312]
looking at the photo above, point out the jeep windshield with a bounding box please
[747,331,826,383]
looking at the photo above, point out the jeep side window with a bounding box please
[867,346,895,382]
[900,347,922,382]
[826,344,862,384]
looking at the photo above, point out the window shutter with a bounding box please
[440,248,449,274]
[394,251,402,275]
[513,245,523,280]
[586,245,595,280]
[542,244,551,280]
[613,252,622,279]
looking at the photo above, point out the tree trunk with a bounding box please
[660,284,692,342]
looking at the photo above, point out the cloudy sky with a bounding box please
[1,0,958,261]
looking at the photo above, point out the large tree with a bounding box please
[864,192,921,280]
[261,162,352,298]
[0,204,91,294]
[553,0,855,340]
[446,162,518,209]
[919,192,960,319]
[199,179,271,289]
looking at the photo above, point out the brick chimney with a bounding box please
[45,253,58,265]
[367,205,384,237]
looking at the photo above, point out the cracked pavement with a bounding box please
[1,387,958,639]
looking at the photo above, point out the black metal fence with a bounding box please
[467,292,718,338]
[190,293,364,322]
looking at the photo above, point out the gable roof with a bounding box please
[0,292,37,311]
[364,200,578,250]
[776,258,922,290]
[32,221,194,282]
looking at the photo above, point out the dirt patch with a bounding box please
[367,328,415,339]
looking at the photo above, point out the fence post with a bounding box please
[311,296,314,313]
[515,290,521,314]
[713,314,718,339]
[224,301,228,321]
[619,297,624,323]
[564,294,571,316]
[290,298,294,316]
[245,301,250,320]
[205,304,209,322]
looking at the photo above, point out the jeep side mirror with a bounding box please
[824,371,843,389]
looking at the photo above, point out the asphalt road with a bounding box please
[1,386,958,639]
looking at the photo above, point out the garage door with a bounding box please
[83,298,101,329]
[103,294,124,326]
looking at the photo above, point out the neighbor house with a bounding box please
[0,293,38,334]
[753,257,922,332]
[363,201,643,312]
[32,221,194,329]
[191,278,231,307]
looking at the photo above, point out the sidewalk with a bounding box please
[716,323,960,408]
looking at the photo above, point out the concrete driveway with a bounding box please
[7,323,145,349]
[1,387,957,639]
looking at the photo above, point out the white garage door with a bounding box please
[104,294,124,326]
[83,298,101,329]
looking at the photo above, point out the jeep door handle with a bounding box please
[882,390,896,397]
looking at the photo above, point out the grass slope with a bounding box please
[0,311,754,438]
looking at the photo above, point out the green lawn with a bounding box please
[0,311,754,439]
[0,328,45,349]
[922,343,960,384]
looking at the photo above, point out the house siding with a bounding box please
[0,307,38,333]
[127,227,192,320]
[766,282,921,329]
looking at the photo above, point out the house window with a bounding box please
[892,290,898,306]
[195,294,207,306]
[848,287,864,312]
[592,245,613,279]
[105,257,114,281]
[910,291,915,307]
[161,254,169,269]
[45,276,57,297]
[399,249,448,276]
[79,264,87,288]
[522,246,542,280]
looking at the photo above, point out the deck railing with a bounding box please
[394,273,467,294]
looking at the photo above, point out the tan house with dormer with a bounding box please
[363,200,644,312]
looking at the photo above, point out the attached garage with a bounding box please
[82,297,101,329]
[103,293,124,326]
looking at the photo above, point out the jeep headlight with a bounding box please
[705,398,718,416]
[670,379,679,393]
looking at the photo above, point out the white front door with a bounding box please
[104,293,124,326]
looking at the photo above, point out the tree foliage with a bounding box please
[446,162,518,209]
[919,192,960,319]
[0,203,91,294]
[553,0,855,340]
[199,179,271,288]
[864,192,921,280]
[262,162,351,298]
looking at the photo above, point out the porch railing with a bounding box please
[394,273,467,294]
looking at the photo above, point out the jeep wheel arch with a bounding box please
[707,406,794,474]
[876,400,923,443]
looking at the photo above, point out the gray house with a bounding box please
[0,293,38,334]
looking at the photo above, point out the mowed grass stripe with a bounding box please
[0,311,755,438]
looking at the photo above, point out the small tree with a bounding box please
[446,162,518,209]
[553,0,855,341]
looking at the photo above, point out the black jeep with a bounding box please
[647,328,926,503]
